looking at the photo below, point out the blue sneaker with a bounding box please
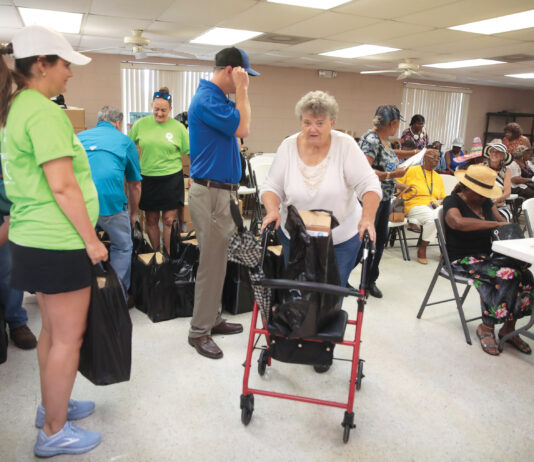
[34,421,101,457]
[35,400,95,428]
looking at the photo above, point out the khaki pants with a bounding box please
[188,182,235,337]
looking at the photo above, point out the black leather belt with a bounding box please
[194,178,239,192]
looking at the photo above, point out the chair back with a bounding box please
[440,173,458,196]
[522,197,534,237]
[250,154,275,190]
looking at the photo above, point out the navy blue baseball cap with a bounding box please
[215,47,260,76]
[375,105,404,122]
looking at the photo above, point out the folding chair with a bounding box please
[522,197,534,237]
[387,219,410,261]
[416,206,480,345]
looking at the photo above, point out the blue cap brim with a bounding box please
[246,67,260,76]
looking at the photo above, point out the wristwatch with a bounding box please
[386,171,391,180]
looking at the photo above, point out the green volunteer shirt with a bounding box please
[129,115,189,177]
[1,89,98,250]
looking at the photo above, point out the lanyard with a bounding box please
[421,165,433,196]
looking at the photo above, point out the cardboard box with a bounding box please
[298,210,331,234]
[182,155,190,176]
[63,107,85,130]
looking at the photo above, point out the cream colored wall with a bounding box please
[66,53,534,153]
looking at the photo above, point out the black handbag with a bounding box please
[491,223,524,241]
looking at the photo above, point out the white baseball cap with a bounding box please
[12,25,90,66]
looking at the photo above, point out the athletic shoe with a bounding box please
[34,421,101,457]
[35,399,95,429]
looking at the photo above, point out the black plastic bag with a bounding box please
[222,261,254,314]
[144,253,177,323]
[130,221,152,312]
[79,262,132,386]
[0,301,7,364]
[169,222,197,318]
[270,206,341,338]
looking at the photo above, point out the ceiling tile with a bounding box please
[0,27,23,42]
[218,2,320,32]
[83,15,152,37]
[0,6,24,29]
[14,0,91,13]
[282,39,354,55]
[328,20,435,43]
[396,0,534,27]
[332,0,460,20]
[418,36,520,56]
[497,28,534,42]
[90,0,174,20]
[274,12,380,39]
[160,0,257,27]
[146,21,208,41]
[380,29,472,49]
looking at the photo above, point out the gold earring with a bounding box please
[42,72,46,77]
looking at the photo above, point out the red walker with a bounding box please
[239,230,373,443]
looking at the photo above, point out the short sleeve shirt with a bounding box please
[359,129,399,201]
[188,79,241,184]
[129,116,189,177]
[1,89,98,250]
[78,121,142,216]
[400,128,428,150]
[443,192,495,261]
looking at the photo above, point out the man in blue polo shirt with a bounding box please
[78,106,141,291]
[187,47,258,359]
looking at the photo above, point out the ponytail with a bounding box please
[0,46,59,127]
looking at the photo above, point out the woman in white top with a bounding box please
[260,91,382,288]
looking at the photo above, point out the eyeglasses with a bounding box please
[153,91,172,102]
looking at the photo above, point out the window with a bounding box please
[121,64,213,131]
[400,82,471,150]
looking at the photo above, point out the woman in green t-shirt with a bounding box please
[129,87,190,252]
[0,26,107,457]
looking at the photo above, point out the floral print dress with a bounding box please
[443,192,534,325]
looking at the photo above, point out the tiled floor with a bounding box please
[1,240,534,461]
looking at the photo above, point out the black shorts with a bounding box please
[9,242,92,294]
[140,171,184,211]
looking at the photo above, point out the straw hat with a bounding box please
[454,165,502,199]
[483,139,512,166]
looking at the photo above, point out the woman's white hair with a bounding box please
[295,90,338,120]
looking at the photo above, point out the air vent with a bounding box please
[252,33,313,45]
[490,54,534,63]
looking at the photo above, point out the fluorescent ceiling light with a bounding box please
[18,7,83,34]
[449,9,534,35]
[505,73,534,79]
[320,45,400,58]
[267,0,351,9]
[424,59,505,69]
[190,28,262,45]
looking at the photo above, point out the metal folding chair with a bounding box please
[522,197,534,237]
[416,206,481,345]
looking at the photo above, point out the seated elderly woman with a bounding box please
[444,164,533,356]
[509,145,534,200]
[260,90,382,288]
[397,149,445,264]
[503,122,532,155]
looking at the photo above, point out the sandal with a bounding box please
[476,325,500,356]
[498,331,532,355]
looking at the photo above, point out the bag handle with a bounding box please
[230,198,245,232]
[397,185,418,201]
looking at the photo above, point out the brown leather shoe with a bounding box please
[10,325,37,350]
[211,320,243,335]
[188,335,223,359]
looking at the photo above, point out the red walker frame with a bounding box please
[239,236,372,443]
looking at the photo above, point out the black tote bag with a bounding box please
[79,262,132,386]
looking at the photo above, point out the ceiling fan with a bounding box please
[360,59,456,81]
[82,29,196,60]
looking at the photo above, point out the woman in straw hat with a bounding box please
[444,165,533,356]
[483,139,513,221]
[0,26,107,456]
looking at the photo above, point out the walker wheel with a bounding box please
[356,359,365,391]
[258,349,268,376]
[240,394,254,426]
[313,364,331,373]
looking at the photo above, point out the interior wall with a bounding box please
[66,54,534,153]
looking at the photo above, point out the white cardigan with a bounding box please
[260,130,382,245]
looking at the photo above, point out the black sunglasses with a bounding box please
[153,91,172,102]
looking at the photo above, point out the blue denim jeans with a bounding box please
[97,210,133,291]
[0,241,28,329]
[277,228,361,289]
